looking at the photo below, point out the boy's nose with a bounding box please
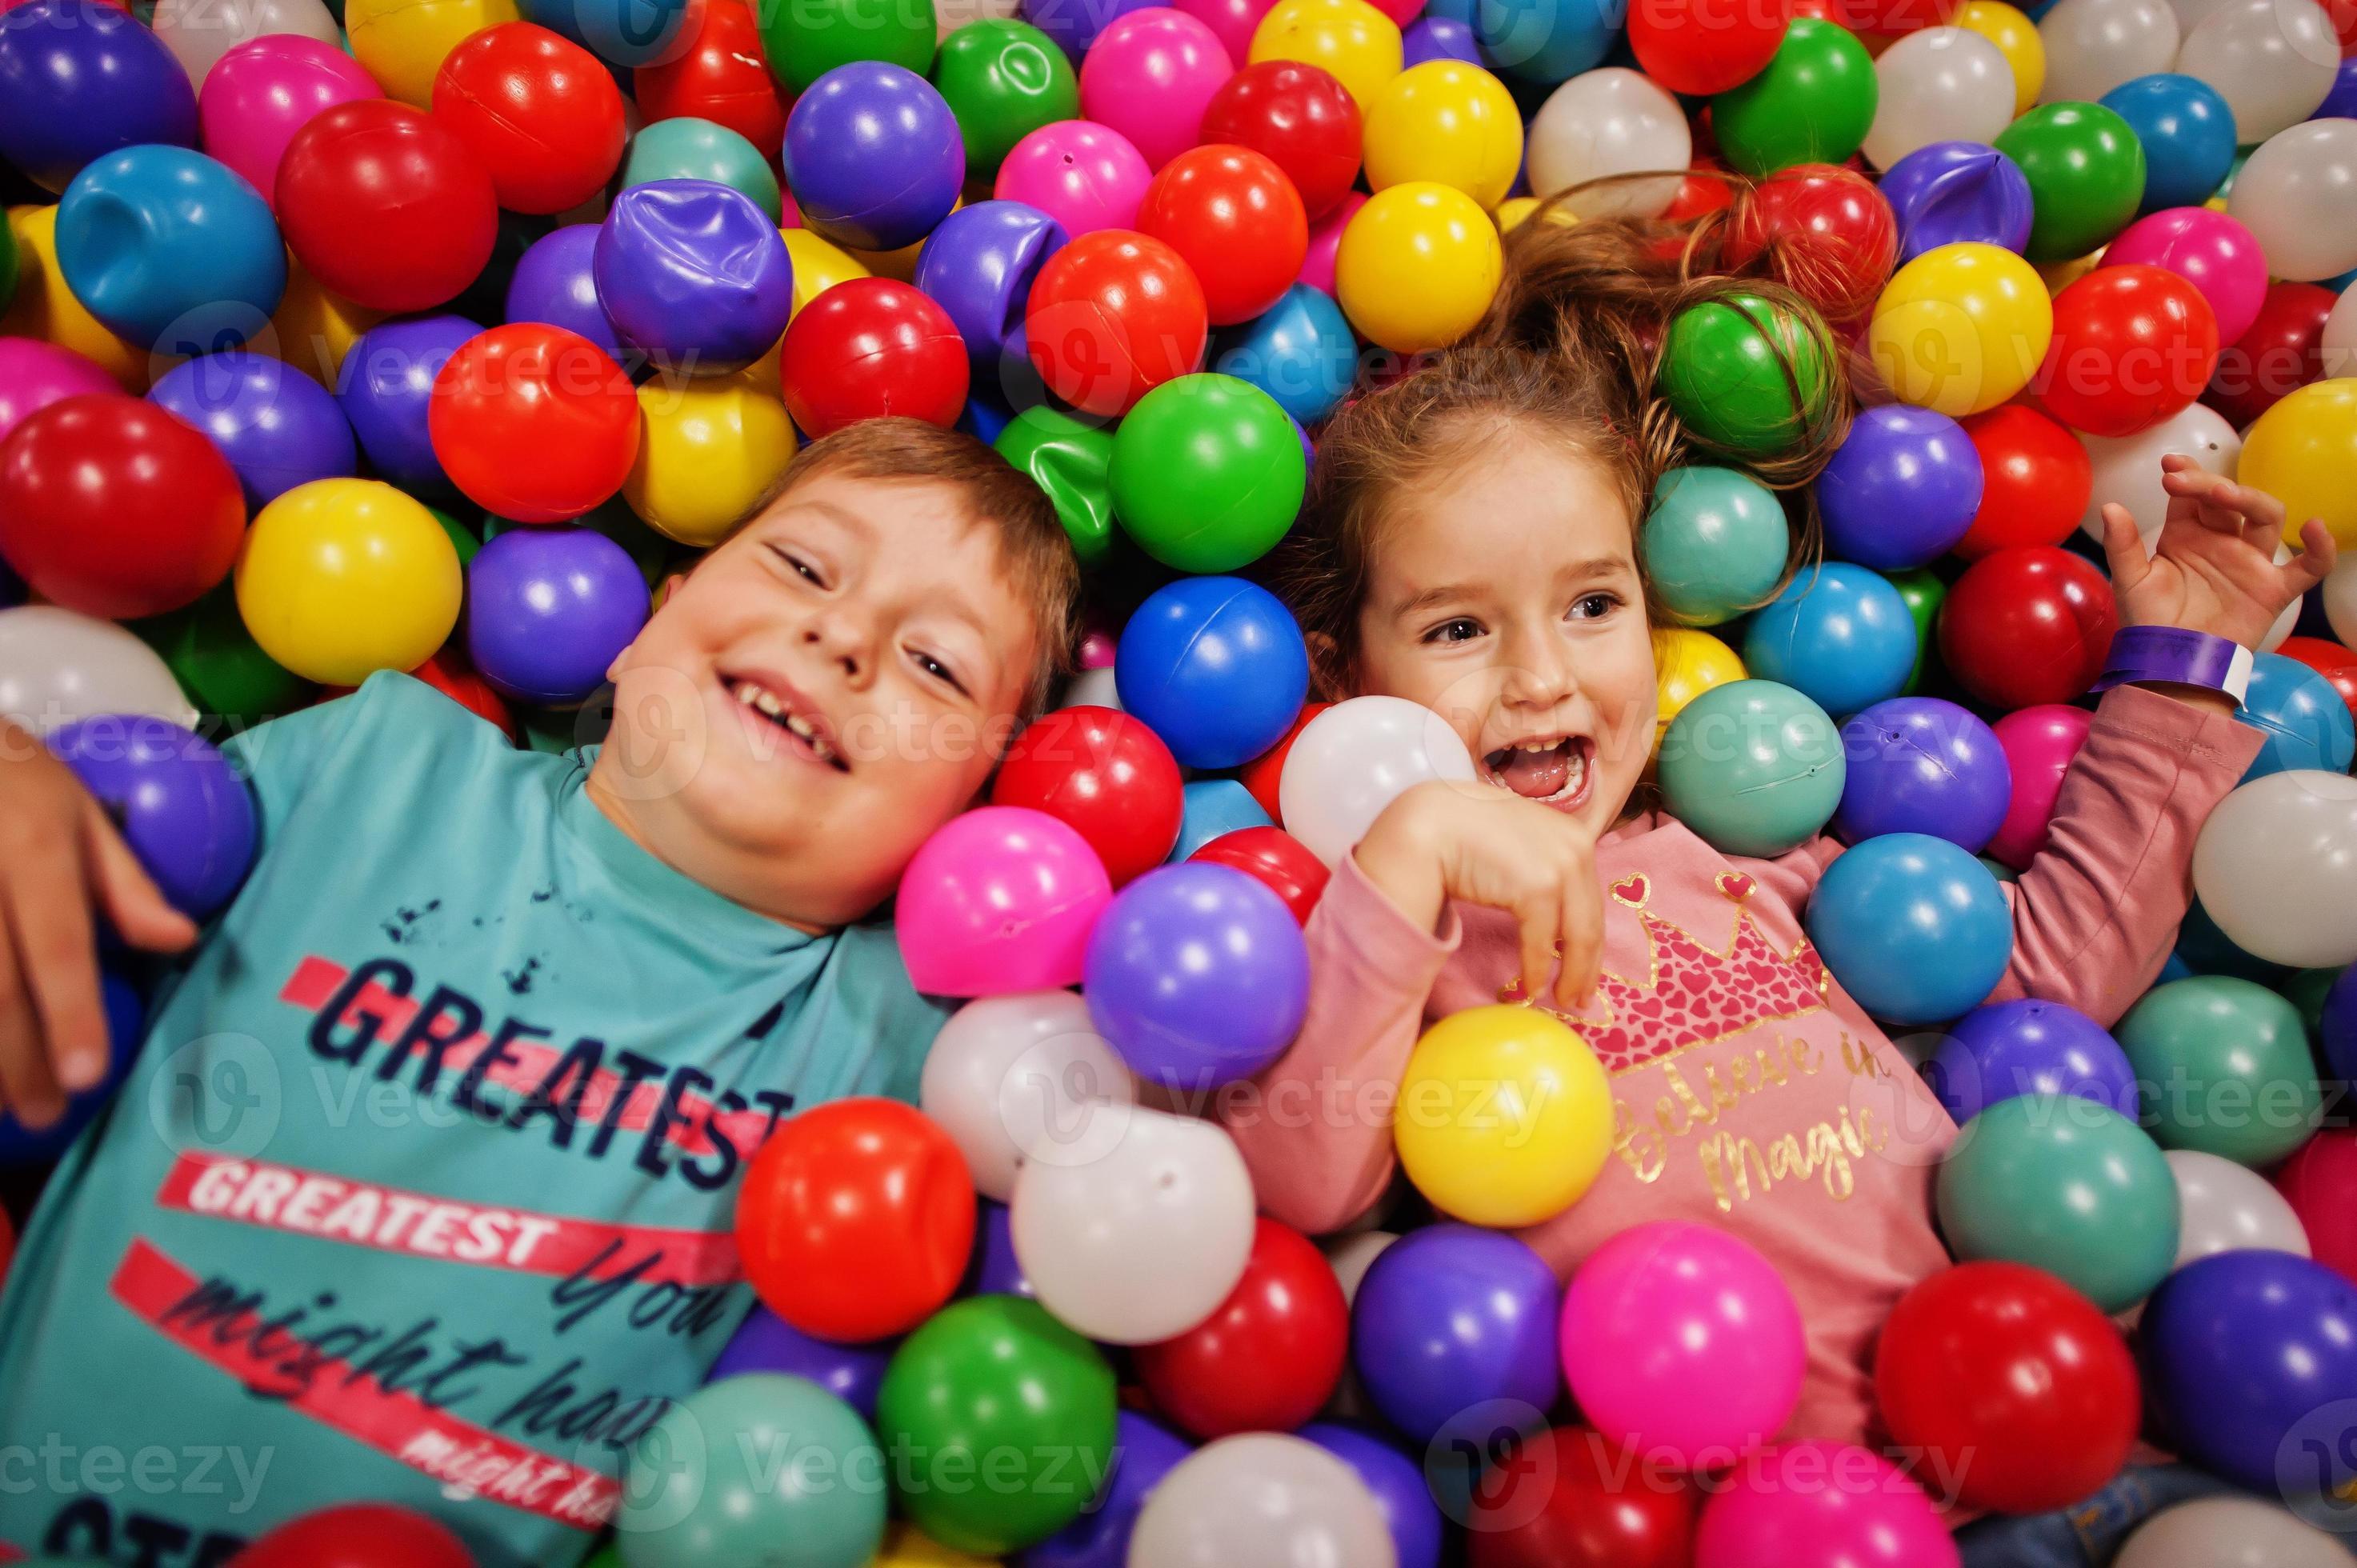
[802,614,873,682]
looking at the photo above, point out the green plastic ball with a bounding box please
[994,405,1116,566]
[874,1295,1117,1556]
[1643,466,1791,626]
[618,117,784,223]
[428,505,481,569]
[617,1374,887,1568]
[132,583,313,722]
[0,212,18,313]
[932,19,1078,177]
[2118,975,2322,1167]
[761,0,938,95]
[1709,18,1878,176]
[1110,373,1305,573]
[1887,565,1945,694]
[1937,1093,2180,1313]
[1659,294,1832,457]
[2285,965,2344,1045]
[1992,102,2147,264]
[1656,678,1846,858]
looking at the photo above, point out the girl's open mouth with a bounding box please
[1484,734,1595,806]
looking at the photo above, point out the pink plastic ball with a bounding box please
[1078,626,1118,669]
[0,339,119,446]
[1559,1221,1806,1468]
[197,35,384,209]
[1173,0,1282,65]
[2100,207,2271,346]
[1078,8,1236,171]
[893,805,1114,996]
[1360,0,1423,22]
[995,120,1156,237]
[1696,1441,1959,1568]
[1983,702,2094,870]
[1297,188,1365,295]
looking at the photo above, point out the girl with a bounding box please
[1226,212,2337,1473]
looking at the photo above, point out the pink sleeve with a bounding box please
[1219,853,1460,1237]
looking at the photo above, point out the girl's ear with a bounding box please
[1303,630,1350,701]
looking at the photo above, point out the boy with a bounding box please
[0,420,1078,1566]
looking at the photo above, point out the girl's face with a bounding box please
[1352,438,1659,838]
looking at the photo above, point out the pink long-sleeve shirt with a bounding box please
[1223,685,2263,1450]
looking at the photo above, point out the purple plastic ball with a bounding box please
[594,179,794,376]
[784,62,966,253]
[465,526,652,706]
[335,314,485,497]
[1021,0,1159,62]
[914,199,1070,376]
[1350,1224,1561,1446]
[0,970,141,1164]
[2319,57,2357,121]
[1924,998,2138,1124]
[1017,1411,1191,1568]
[1082,861,1310,1090]
[966,1198,1035,1298]
[706,1305,894,1421]
[1300,1424,1445,1568]
[149,352,357,510]
[1402,14,1481,65]
[1818,405,1985,570]
[2324,964,2356,1082]
[1879,141,2035,264]
[506,224,628,366]
[0,0,198,194]
[48,714,257,918]
[1835,696,2011,850]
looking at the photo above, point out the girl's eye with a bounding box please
[1424,618,1484,645]
[1569,592,1621,622]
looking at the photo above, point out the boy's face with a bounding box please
[600,472,1041,929]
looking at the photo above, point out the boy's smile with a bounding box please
[723,671,847,770]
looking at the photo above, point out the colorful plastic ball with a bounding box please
[2099,75,2235,228]
[634,0,786,157]
[2238,650,2356,779]
[2141,1250,2357,1493]
[1135,145,1307,326]
[1657,680,1846,857]
[994,403,1116,563]
[1298,188,1366,294]
[2241,378,2357,551]
[1628,0,1779,92]
[1078,8,1235,174]
[54,146,283,358]
[2207,280,2335,432]
[228,1504,475,1568]
[1133,1218,1348,1438]
[1642,467,1789,630]
[198,37,382,213]
[275,101,498,314]
[0,339,115,449]
[897,806,1114,995]
[1876,141,2035,263]
[753,0,934,92]
[1401,12,1480,64]
[463,525,648,705]
[992,705,1184,885]
[1469,0,1617,82]
[1953,403,2089,557]
[1655,628,1747,752]
[48,714,256,918]
[1189,823,1327,922]
[1807,831,2011,1023]
[778,277,969,436]
[1465,1426,1699,1568]
[429,323,638,523]
[1274,693,1475,865]
[1351,1224,1561,1445]
[235,478,462,685]
[1250,0,1399,106]
[333,314,480,498]
[1020,1412,1189,1568]
[261,256,384,390]
[1660,294,1833,458]
[1743,563,1918,718]
[2284,1122,2357,1283]
[1926,997,2136,1125]
[1395,1003,1611,1228]
[1109,373,1303,572]
[994,120,1154,237]
[1115,576,1309,769]
[1361,59,1522,210]
[2037,263,2219,438]
[2119,974,2322,1166]
[619,113,782,220]
[0,602,197,734]
[1869,241,2054,416]
[1938,545,2115,710]
[1132,1435,1402,1567]
[2228,118,2357,286]
[1834,695,2011,850]
[785,63,965,252]
[1863,26,2015,174]
[1981,704,2086,867]
[911,200,1068,386]
[1992,101,2146,264]
[1955,0,2041,110]
[1524,67,1691,219]
[0,0,198,195]
[2,205,141,391]
[1937,1093,2179,1312]
[431,22,624,216]
[931,19,1076,179]
[622,372,792,546]
[1297,1426,1443,1568]
[1024,227,1207,416]
[1721,162,1899,328]
[0,394,243,621]
[1818,405,1983,570]
[1198,59,1363,221]
[1334,181,1500,354]
[518,0,706,71]
[343,0,519,105]
[1210,282,1355,425]
[595,180,795,378]
[148,352,354,511]
[1710,19,1878,177]
[502,226,624,366]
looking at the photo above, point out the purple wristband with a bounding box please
[2091,626,2255,703]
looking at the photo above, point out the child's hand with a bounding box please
[2099,456,2339,650]
[0,720,194,1127]
[1356,779,1604,1010]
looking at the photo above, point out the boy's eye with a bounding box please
[768,544,826,586]
[1568,592,1621,622]
[1424,618,1484,645]
[910,648,971,698]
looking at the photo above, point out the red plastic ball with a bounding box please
[2280,635,2357,725]
[1722,163,1896,328]
[1661,161,1735,222]
[1026,230,1208,418]
[634,0,786,158]
[1630,0,1783,94]
[229,1503,474,1567]
[1937,546,2118,711]
[1189,826,1328,924]
[1197,60,1363,222]
[2278,1129,2357,1287]
[990,704,1184,886]
[429,324,641,524]
[2035,264,2220,439]
[1136,145,1310,326]
[2204,280,2337,430]
[1825,0,1963,34]
[414,647,519,739]
[276,100,498,314]
[432,22,626,216]
[734,1097,976,1342]
[1133,1218,1348,1438]
[1875,1261,2139,1514]
[1238,698,1328,818]
[1467,1426,1700,1568]
[778,278,970,438]
[0,395,244,620]
[1953,403,2092,558]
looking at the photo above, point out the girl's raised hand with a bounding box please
[2099,455,2339,650]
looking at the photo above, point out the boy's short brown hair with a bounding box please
[756,418,1080,716]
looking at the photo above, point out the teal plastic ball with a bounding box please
[1643,466,1790,626]
[1656,678,1846,857]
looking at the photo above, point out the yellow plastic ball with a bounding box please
[2240,378,2357,549]
[2,206,146,389]
[1251,0,1403,110]
[1335,181,1503,354]
[1495,196,1577,233]
[1653,628,1745,754]
[783,229,874,318]
[626,374,798,547]
[1866,242,2052,418]
[1363,60,1525,210]
[1395,1003,1613,1228]
[262,252,385,386]
[870,1525,999,1566]
[346,0,521,106]
[236,478,464,685]
[1955,0,2043,114]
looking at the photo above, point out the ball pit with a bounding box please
[634,0,786,157]
[1026,227,1207,415]
[1199,59,1364,220]
[429,322,641,522]
[779,277,970,436]
[234,478,464,685]
[597,179,795,376]
[149,350,357,510]
[1136,145,1308,326]
[0,1,197,196]
[432,22,626,216]
[619,113,783,220]
[1744,562,1919,718]
[276,102,498,314]
[1334,181,1502,353]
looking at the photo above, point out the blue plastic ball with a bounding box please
[2236,651,2356,780]
[1743,562,1919,718]
[914,199,1068,380]
[506,224,630,366]
[2319,57,2357,119]
[335,314,486,496]
[1807,832,2012,1024]
[522,0,700,68]
[594,179,795,377]
[1403,13,1483,65]
[1350,1224,1560,1446]
[785,62,966,253]
[1115,576,1309,770]
[1302,1424,1446,1568]
[1833,695,2011,850]
[1169,778,1275,862]
[1023,1411,1190,1568]
[1656,679,1847,858]
[2101,74,2239,216]
[1643,466,1789,627]
[1474,0,1622,82]
[50,714,258,918]
[1877,141,2035,263]
[1817,406,1984,571]
[466,526,652,706]
[54,146,285,358]
[149,352,356,510]
[0,0,198,195]
[0,970,142,1164]
[1212,283,1359,427]
[707,1306,894,1420]
[1924,998,2137,1123]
